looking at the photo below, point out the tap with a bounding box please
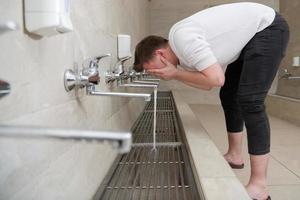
[64,54,111,92]
[114,56,131,76]
[116,70,159,88]
[0,125,132,153]
[280,68,292,79]
[134,71,160,82]
[105,57,132,84]
[0,21,17,100]
[0,79,11,100]
[82,54,111,85]
[124,69,160,86]
[64,54,151,101]
[280,68,300,80]
[86,85,151,101]
[0,20,18,35]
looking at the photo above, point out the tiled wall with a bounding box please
[0,0,150,199]
[277,0,300,99]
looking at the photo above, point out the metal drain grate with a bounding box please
[95,91,201,200]
[155,91,173,98]
[99,146,197,200]
[132,111,179,143]
[145,98,174,111]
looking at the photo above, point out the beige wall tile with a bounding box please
[0,0,150,199]
[277,0,300,99]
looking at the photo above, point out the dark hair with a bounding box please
[134,35,168,72]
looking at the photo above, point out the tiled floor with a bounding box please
[189,104,300,200]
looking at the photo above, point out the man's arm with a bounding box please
[175,63,225,88]
[182,80,212,90]
[148,56,225,89]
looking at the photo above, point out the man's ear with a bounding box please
[154,49,164,57]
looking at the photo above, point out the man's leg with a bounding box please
[224,131,244,166]
[219,59,245,167]
[247,154,269,199]
[238,21,289,199]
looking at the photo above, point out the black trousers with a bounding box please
[219,13,290,155]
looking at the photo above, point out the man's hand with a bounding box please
[147,56,178,80]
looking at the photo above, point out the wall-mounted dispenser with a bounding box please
[117,34,132,59]
[24,0,73,37]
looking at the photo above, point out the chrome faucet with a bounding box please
[105,56,131,84]
[82,54,111,85]
[0,125,132,153]
[0,79,10,99]
[0,21,18,100]
[108,59,159,88]
[64,54,111,91]
[114,56,131,77]
[0,20,18,35]
[280,68,300,80]
[132,71,160,84]
[64,54,152,101]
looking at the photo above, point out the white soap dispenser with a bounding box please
[24,0,73,37]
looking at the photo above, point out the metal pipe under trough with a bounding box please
[88,90,151,101]
[0,125,132,153]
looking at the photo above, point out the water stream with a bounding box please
[152,87,157,151]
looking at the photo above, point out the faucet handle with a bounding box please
[83,53,111,69]
[0,21,18,35]
[119,56,131,64]
[279,68,292,79]
[95,53,111,63]
[0,79,11,99]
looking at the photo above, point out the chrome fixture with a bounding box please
[105,56,131,84]
[64,54,152,101]
[64,54,111,91]
[0,21,18,100]
[280,68,300,80]
[114,56,131,77]
[0,21,18,35]
[135,71,160,81]
[0,79,11,99]
[82,54,112,84]
[132,80,160,85]
[86,85,151,101]
[0,125,132,153]
[118,83,158,88]
[128,70,160,82]
[105,59,160,89]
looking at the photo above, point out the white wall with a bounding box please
[0,0,150,199]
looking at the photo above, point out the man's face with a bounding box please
[143,54,165,71]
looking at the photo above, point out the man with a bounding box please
[133,2,289,200]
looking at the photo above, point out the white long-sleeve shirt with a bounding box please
[168,2,276,71]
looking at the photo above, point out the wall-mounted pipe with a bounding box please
[87,85,151,101]
[0,125,132,153]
